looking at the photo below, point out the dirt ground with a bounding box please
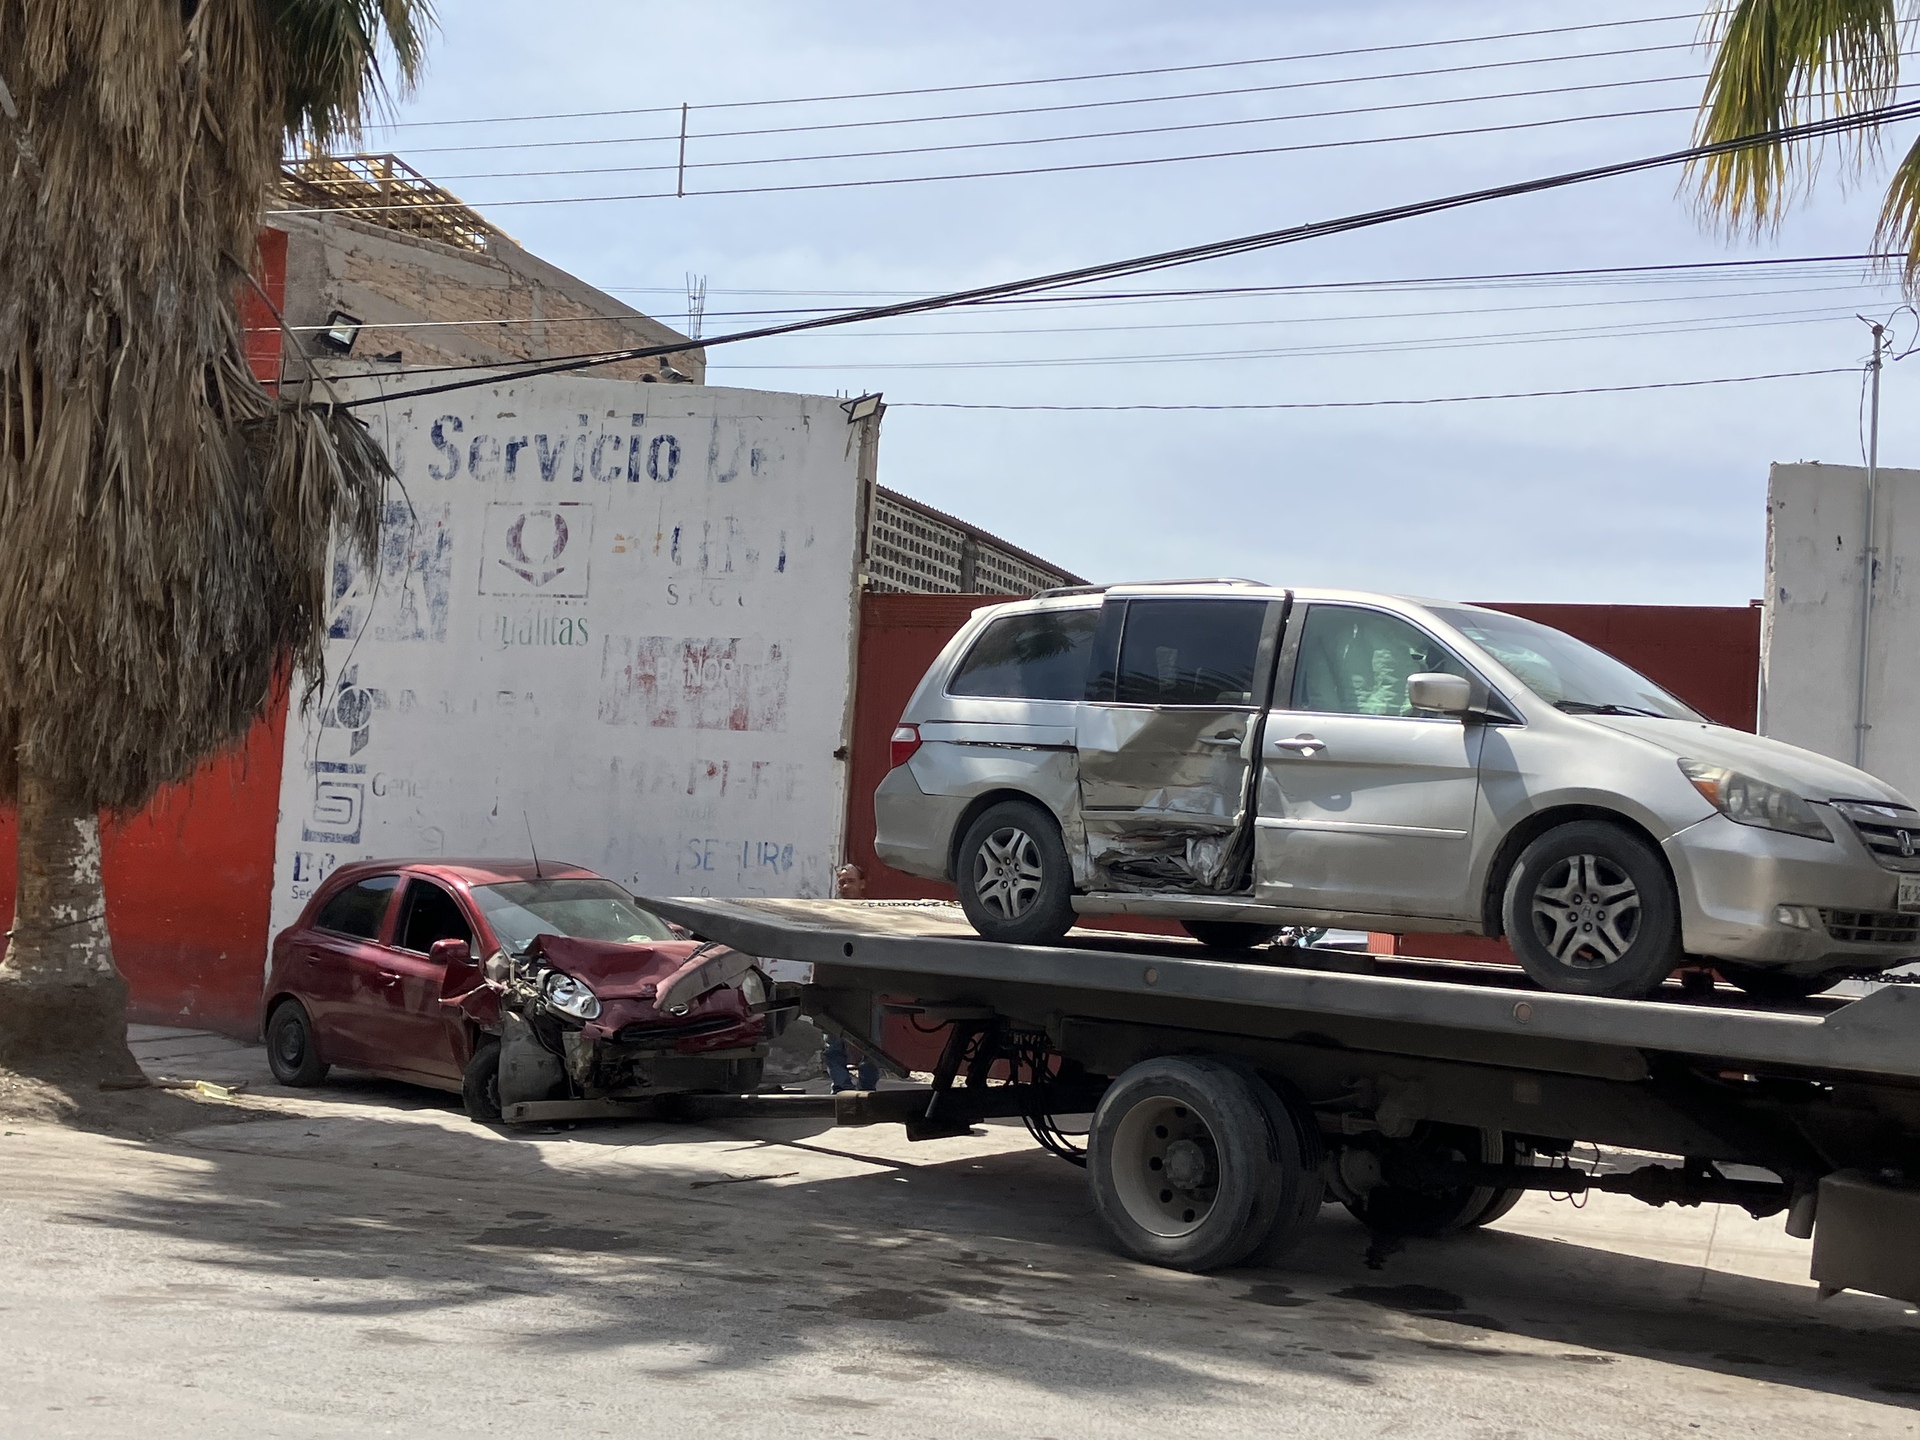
[1,1026,1916,1439]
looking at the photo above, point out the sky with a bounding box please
[356,0,1920,604]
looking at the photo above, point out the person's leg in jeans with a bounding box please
[823,1033,881,1092]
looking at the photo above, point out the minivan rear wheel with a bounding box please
[956,799,1076,945]
[1502,821,1680,998]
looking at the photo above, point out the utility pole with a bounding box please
[1855,319,1886,770]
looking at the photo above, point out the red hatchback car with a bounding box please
[262,858,773,1121]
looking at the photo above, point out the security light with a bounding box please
[319,310,363,353]
[842,392,883,422]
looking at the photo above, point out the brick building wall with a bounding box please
[268,209,703,387]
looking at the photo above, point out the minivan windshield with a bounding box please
[1428,606,1703,721]
[472,879,677,953]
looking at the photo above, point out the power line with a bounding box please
[275,101,1702,215]
[398,42,1709,159]
[372,12,1700,130]
[250,279,1886,344]
[420,73,1706,184]
[709,305,1873,368]
[336,99,1920,410]
[592,254,1895,309]
[883,368,1855,409]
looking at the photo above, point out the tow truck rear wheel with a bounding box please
[1088,1056,1321,1272]
[1336,1124,1527,1237]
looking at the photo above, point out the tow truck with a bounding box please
[645,896,1920,1307]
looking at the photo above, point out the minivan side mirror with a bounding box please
[1407,672,1472,715]
[430,937,476,968]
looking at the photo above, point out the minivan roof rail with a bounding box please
[1031,577,1271,599]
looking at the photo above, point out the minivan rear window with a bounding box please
[948,609,1101,701]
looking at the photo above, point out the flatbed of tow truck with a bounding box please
[646,896,1920,1306]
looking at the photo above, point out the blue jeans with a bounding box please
[823,1034,879,1092]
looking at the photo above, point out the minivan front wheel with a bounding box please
[1502,821,1680,998]
[956,799,1076,945]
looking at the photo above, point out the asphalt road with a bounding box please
[0,1026,1915,1439]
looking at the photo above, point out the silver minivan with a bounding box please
[874,581,1920,999]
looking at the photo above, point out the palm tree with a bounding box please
[1692,0,1920,281]
[0,1,431,1079]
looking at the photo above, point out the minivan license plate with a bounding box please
[1900,875,1920,913]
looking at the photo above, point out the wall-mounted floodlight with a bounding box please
[841,392,883,423]
[319,311,363,353]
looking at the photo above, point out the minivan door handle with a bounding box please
[1270,735,1327,756]
[1198,733,1242,747]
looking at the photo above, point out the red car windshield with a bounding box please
[472,879,676,954]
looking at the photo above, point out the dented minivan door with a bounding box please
[1077,596,1285,891]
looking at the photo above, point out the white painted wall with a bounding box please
[1763,461,1920,799]
[269,376,866,939]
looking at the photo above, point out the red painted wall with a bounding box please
[0,231,293,1039]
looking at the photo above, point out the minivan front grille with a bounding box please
[1820,909,1920,945]
[1828,800,1920,872]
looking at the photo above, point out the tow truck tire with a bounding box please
[1235,1070,1328,1266]
[1340,1124,1517,1237]
[264,999,329,1087]
[1088,1056,1315,1272]
[956,799,1076,946]
[462,1039,503,1123]
[1718,963,1845,1002]
[1182,921,1284,951]
[1502,821,1681,998]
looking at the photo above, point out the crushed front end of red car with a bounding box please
[470,933,787,1120]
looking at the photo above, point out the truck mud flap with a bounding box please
[1812,1170,1920,1305]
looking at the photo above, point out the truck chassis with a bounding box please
[647,897,1920,1305]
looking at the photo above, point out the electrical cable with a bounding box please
[710,302,1873,368]
[399,46,1714,160]
[250,278,1888,341]
[331,99,1920,411]
[279,101,1703,212]
[880,368,1854,410]
[419,74,1708,184]
[371,12,1701,130]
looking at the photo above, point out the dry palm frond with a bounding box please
[1689,0,1903,232]
[0,0,431,810]
[1873,130,1920,281]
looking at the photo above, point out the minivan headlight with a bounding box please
[542,971,602,1020]
[1680,760,1832,841]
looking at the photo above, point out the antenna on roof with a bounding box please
[523,811,543,880]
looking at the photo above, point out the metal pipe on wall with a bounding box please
[1856,321,1886,771]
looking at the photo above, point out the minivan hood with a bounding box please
[1583,716,1912,807]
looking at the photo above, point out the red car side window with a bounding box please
[313,875,400,940]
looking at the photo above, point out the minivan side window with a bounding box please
[1290,606,1469,717]
[948,608,1101,701]
[313,874,400,940]
[1115,599,1266,706]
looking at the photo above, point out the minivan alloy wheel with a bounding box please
[973,825,1045,920]
[1530,853,1641,969]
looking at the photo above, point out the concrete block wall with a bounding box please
[1763,462,1920,798]
[271,212,703,388]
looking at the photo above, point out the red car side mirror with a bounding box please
[430,937,476,968]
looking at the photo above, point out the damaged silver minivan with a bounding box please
[875,581,1920,999]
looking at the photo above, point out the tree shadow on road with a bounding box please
[28,1086,1914,1416]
